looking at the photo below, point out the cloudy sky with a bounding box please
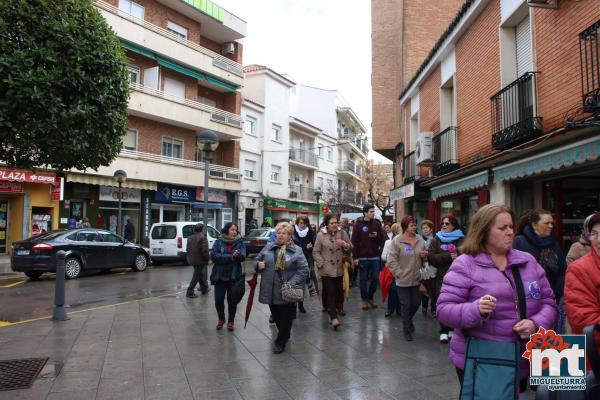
[216,0,390,164]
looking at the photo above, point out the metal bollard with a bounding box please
[52,250,69,321]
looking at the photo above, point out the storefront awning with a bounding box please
[431,171,489,200]
[66,173,156,191]
[493,136,600,183]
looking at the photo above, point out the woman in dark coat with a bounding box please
[210,223,246,331]
[292,215,317,314]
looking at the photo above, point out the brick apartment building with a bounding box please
[386,0,600,250]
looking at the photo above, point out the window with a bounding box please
[515,16,532,77]
[162,137,183,159]
[271,165,281,183]
[440,77,455,129]
[97,233,124,243]
[245,116,257,136]
[244,159,256,179]
[271,125,281,142]
[127,65,140,84]
[326,179,333,189]
[326,147,333,162]
[123,128,138,151]
[167,20,188,39]
[318,144,323,158]
[119,0,144,19]
[182,225,195,238]
[195,147,203,163]
[206,226,219,240]
[222,208,232,226]
[317,177,324,190]
[164,77,186,99]
[198,96,217,108]
[410,113,419,152]
[150,225,177,239]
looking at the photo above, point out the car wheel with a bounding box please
[25,271,43,280]
[132,253,148,272]
[65,257,82,279]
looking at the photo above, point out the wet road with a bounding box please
[0,259,256,324]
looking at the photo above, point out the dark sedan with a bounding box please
[11,229,150,279]
[243,228,274,255]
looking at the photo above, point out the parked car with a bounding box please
[243,228,275,255]
[148,222,218,265]
[11,229,150,280]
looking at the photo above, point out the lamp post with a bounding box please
[314,189,323,228]
[196,130,219,225]
[113,170,127,236]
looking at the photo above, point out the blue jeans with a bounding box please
[359,258,381,300]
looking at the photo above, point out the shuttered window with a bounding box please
[516,16,533,77]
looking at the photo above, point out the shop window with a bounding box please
[167,20,188,40]
[162,137,183,159]
[119,0,144,19]
[123,128,138,151]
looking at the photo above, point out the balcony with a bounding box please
[128,82,243,140]
[289,185,317,202]
[432,126,460,176]
[289,149,319,169]
[580,20,600,114]
[491,72,542,150]
[94,0,243,87]
[339,133,368,156]
[338,190,363,205]
[337,160,363,179]
[403,151,420,184]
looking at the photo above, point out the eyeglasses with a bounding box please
[441,222,451,226]
[590,231,600,239]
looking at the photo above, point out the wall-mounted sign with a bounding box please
[0,181,24,193]
[100,186,141,203]
[390,183,415,201]
[196,188,228,203]
[50,177,62,201]
[155,183,196,203]
[0,169,55,184]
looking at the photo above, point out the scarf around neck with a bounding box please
[523,225,556,248]
[295,225,309,238]
[436,229,465,243]
[219,233,240,244]
[275,244,287,270]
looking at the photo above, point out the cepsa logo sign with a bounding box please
[523,327,586,391]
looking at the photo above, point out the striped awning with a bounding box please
[66,173,157,191]
[431,171,489,200]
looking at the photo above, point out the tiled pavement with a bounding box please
[0,286,521,400]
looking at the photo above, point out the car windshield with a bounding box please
[247,229,270,237]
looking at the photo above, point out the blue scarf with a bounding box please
[436,229,464,243]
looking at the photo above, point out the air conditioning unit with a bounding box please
[416,132,433,165]
[221,42,235,55]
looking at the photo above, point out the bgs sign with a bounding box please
[155,183,196,203]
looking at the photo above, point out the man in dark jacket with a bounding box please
[186,223,210,298]
[124,217,135,242]
[351,204,385,310]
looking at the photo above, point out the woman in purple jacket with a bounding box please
[437,204,557,393]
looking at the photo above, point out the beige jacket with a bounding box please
[313,228,352,278]
[387,234,425,287]
[566,240,591,266]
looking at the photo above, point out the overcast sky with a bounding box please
[216,0,391,164]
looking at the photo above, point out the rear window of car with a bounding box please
[207,226,219,239]
[77,232,97,242]
[182,225,195,238]
[97,233,122,243]
[151,226,177,240]
[247,229,270,237]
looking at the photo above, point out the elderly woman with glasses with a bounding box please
[428,214,464,343]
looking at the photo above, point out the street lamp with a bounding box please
[196,130,219,226]
[314,189,323,228]
[113,170,127,236]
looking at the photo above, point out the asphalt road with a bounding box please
[0,258,257,324]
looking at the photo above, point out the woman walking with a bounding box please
[313,213,352,330]
[437,204,556,396]
[419,219,436,316]
[387,216,427,341]
[256,222,309,353]
[428,214,464,343]
[210,223,246,331]
[566,214,593,265]
[292,215,317,313]
[381,222,401,317]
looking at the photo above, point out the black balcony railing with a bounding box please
[490,72,542,150]
[580,19,600,114]
[403,151,420,184]
[432,126,460,176]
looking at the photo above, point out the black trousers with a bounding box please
[397,285,421,334]
[322,276,343,319]
[420,277,437,311]
[214,280,237,322]
[269,303,296,346]
[187,264,208,295]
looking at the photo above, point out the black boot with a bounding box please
[298,302,306,314]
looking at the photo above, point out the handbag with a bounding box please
[277,269,304,303]
[460,266,527,400]
[420,261,437,280]
[229,264,246,305]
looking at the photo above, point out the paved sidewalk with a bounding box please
[0,285,512,400]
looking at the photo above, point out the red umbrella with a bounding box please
[244,272,259,328]
[379,264,394,304]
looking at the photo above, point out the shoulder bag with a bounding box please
[277,268,304,303]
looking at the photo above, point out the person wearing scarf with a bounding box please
[428,214,464,344]
[256,222,309,354]
[209,223,246,331]
[292,215,317,313]
[566,214,593,265]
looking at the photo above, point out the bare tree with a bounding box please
[360,162,394,216]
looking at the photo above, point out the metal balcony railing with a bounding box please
[490,72,542,150]
[94,0,244,77]
[289,185,316,201]
[129,82,242,129]
[338,190,359,205]
[289,149,319,168]
[432,126,460,176]
[403,151,420,184]
[338,160,363,177]
[580,19,600,114]
[120,148,241,181]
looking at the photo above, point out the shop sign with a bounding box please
[0,169,55,184]
[196,188,228,203]
[155,183,195,203]
[50,177,62,201]
[99,185,141,203]
[263,198,319,212]
[143,196,151,238]
[390,183,415,201]
[441,201,454,208]
[0,181,24,193]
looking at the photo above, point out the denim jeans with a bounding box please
[359,258,381,300]
[214,280,237,323]
[397,285,421,334]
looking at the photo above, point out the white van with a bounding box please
[148,222,219,265]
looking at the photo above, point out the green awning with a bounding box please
[156,56,206,81]
[206,75,237,93]
[431,171,489,199]
[122,41,155,59]
[493,136,600,183]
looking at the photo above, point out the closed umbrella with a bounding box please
[244,272,259,328]
[379,264,394,304]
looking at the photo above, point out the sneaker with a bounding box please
[448,331,453,340]
[368,299,378,309]
[216,320,225,330]
[404,332,414,341]
[273,344,285,354]
[337,309,346,316]
[440,333,449,344]
[385,310,392,318]
[298,304,307,314]
[362,301,370,310]
[331,318,340,330]
[227,322,234,331]
[269,315,275,324]
[186,293,198,298]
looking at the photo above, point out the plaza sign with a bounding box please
[0,169,56,184]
